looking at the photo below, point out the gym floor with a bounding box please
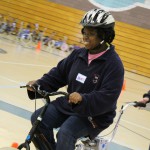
[0,35,149,150]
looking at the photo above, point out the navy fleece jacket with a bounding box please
[28,46,124,128]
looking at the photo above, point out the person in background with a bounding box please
[27,8,124,150]
[36,28,47,42]
[18,23,31,39]
[43,31,56,46]
[10,18,17,35]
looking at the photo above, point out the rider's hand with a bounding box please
[26,80,37,91]
[69,92,82,104]
[138,97,149,104]
[135,97,150,107]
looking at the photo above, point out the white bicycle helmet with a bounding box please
[80,9,115,28]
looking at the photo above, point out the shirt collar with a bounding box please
[78,45,115,61]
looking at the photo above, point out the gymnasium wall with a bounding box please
[0,0,149,78]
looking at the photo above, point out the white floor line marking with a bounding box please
[0,61,52,68]
[0,75,21,84]
[121,119,150,131]
[0,85,20,88]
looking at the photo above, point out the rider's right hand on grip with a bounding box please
[26,80,39,92]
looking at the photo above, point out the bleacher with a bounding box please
[0,0,149,77]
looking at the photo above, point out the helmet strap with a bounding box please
[88,40,109,54]
[100,40,104,44]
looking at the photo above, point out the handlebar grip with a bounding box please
[20,85,28,88]
[20,83,39,90]
[134,101,146,107]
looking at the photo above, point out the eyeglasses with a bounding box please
[82,32,97,37]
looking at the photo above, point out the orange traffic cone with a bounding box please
[11,142,18,148]
[122,80,126,91]
[36,41,42,52]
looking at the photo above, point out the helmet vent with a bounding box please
[80,9,115,28]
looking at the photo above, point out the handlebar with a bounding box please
[20,85,68,98]
[109,101,147,142]
[37,89,68,97]
[20,85,147,107]
[124,101,146,109]
[120,101,146,112]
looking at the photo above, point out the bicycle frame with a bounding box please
[18,96,51,150]
[17,86,68,150]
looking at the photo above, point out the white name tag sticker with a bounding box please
[76,73,87,84]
